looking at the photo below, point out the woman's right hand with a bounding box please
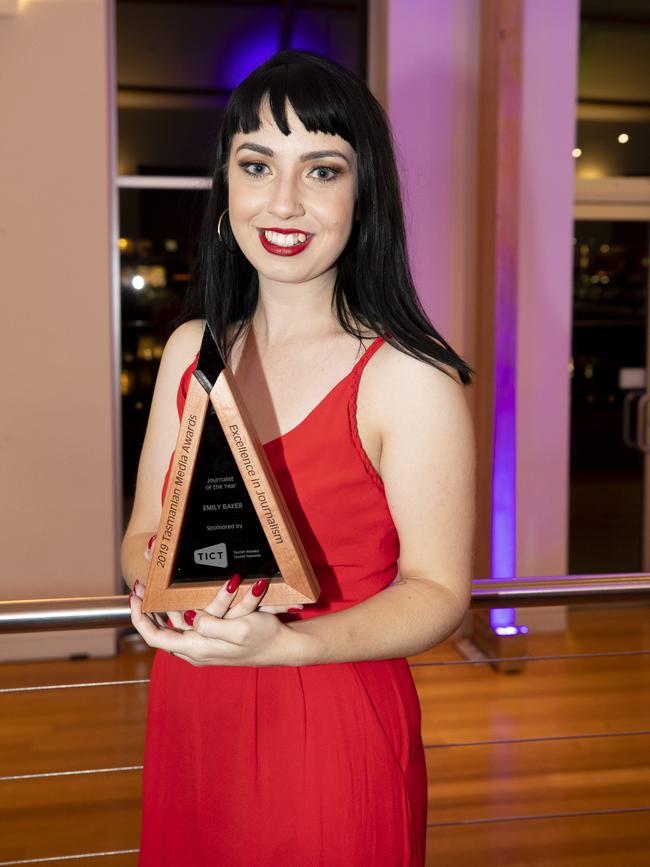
[133,573,302,633]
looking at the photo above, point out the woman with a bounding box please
[122,48,476,866]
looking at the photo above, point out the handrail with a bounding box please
[0,573,648,634]
[0,596,129,634]
[472,573,650,606]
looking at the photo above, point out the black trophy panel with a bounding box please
[170,405,280,585]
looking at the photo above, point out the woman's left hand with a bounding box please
[129,579,300,667]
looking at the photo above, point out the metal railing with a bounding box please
[1,572,649,634]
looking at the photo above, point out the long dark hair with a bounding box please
[176,49,475,386]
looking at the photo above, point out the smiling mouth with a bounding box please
[257,228,314,256]
[259,228,311,246]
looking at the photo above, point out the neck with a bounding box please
[253,267,341,347]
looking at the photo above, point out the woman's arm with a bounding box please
[120,319,205,589]
[286,347,477,665]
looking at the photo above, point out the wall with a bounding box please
[0,0,118,660]
[516,0,579,597]
[369,0,479,363]
[369,0,580,632]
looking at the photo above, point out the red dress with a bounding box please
[139,336,428,866]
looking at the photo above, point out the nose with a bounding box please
[267,171,305,220]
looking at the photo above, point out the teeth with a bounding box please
[263,230,307,246]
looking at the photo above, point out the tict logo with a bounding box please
[193,543,228,568]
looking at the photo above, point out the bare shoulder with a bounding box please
[372,340,463,383]
[149,318,205,421]
[363,340,471,432]
[163,318,205,368]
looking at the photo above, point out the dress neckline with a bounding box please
[262,335,384,448]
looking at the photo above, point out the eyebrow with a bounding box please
[235,142,352,167]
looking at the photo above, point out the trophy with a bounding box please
[142,323,320,613]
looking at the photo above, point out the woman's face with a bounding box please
[227,97,358,288]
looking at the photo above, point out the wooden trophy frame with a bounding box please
[142,324,320,614]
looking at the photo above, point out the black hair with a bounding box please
[176,48,475,386]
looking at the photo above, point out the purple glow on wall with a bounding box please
[219,24,281,89]
[217,14,333,92]
[289,13,333,55]
[490,286,517,631]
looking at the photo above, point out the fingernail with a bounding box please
[163,614,172,626]
[252,578,269,598]
[183,610,196,626]
[146,534,156,551]
[134,580,140,589]
[226,574,241,594]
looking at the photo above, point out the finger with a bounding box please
[258,604,303,614]
[129,593,165,645]
[222,578,269,620]
[192,610,251,645]
[201,574,243,618]
[130,593,236,656]
[166,610,191,631]
[131,581,182,631]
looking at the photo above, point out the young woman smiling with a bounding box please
[121,49,476,866]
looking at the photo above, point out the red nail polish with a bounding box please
[146,534,156,551]
[183,610,196,626]
[226,574,241,594]
[163,614,172,626]
[252,578,269,598]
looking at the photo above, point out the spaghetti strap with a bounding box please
[354,335,385,374]
[348,336,386,491]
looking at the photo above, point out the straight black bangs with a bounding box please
[222,50,359,157]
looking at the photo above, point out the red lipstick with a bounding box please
[258,227,314,257]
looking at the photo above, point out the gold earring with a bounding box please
[217,207,236,254]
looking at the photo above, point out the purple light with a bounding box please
[495,625,528,636]
[217,22,282,90]
[490,343,517,631]
[489,237,527,637]
[289,13,334,56]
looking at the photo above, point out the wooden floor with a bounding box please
[0,604,648,866]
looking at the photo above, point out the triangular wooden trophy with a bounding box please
[142,322,320,613]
